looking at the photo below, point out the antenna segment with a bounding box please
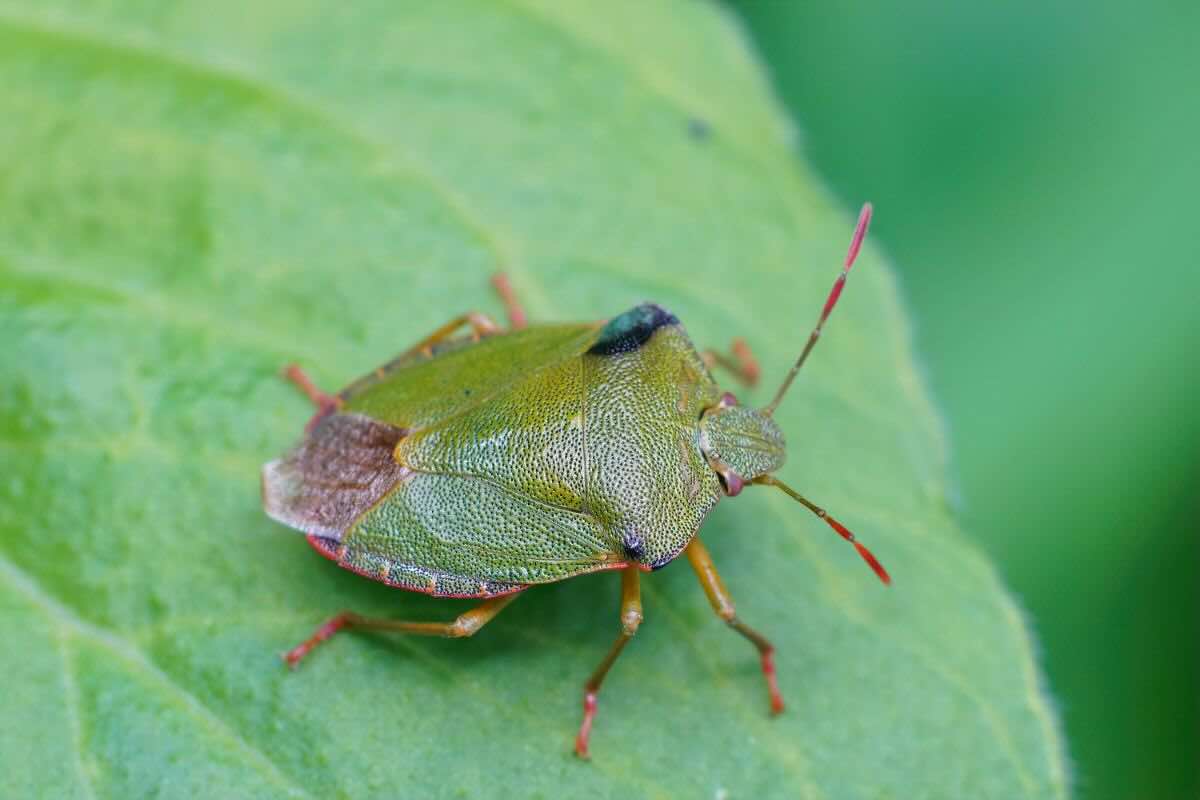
[763,203,873,416]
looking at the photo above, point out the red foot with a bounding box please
[761,649,785,715]
[283,613,351,668]
[574,691,598,759]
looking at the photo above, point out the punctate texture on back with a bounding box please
[263,305,725,595]
[0,1,1068,798]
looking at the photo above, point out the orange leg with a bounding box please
[408,312,502,358]
[685,537,784,714]
[283,594,520,668]
[575,566,642,759]
[284,273,523,427]
[702,338,760,387]
[490,272,527,330]
[294,311,502,415]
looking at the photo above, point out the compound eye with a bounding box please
[714,465,745,497]
[719,392,738,408]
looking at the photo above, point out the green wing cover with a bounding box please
[339,323,598,430]
[338,471,620,596]
[263,308,724,596]
[264,322,624,597]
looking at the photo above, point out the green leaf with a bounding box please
[0,1,1069,797]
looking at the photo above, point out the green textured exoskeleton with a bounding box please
[262,206,888,757]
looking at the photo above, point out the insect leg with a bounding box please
[685,536,784,715]
[281,364,343,433]
[282,593,520,668]
[409,313,503,356]
[490,272,528,330]
[702,338,761,387]
[282,312,503,429]
[335,312,502,403]
[575,565,642,759]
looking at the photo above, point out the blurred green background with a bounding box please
[732,1,1199,797]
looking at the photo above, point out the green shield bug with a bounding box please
[262,203,889,757]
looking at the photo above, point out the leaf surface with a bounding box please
[0,1,1068,797]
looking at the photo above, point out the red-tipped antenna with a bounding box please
[753,475,891,585]
[763,202,873,416]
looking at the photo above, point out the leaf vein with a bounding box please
[0,555,315,800]
[53,632,97,800]
[0,9,554,318]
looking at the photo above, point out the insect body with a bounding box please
[262,204,888,757]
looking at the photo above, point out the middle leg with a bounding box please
[574,565,643,758]
[685,536,784,714]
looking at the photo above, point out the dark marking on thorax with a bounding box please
[588,303,680,356]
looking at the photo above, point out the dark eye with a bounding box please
[715,468,745,497]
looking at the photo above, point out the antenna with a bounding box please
[763,202,872,416]
[752,475,890,584]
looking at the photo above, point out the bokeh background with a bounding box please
[732,1,1199,797]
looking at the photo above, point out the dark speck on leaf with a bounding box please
[688,117,711,141]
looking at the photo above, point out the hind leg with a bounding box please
[283,594,520,667]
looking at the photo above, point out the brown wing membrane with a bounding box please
[262,413,409,539]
